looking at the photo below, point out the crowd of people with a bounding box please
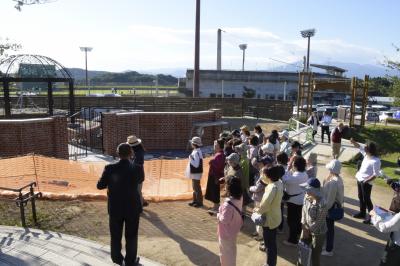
[95,121,400,266]
[185,123,399,266]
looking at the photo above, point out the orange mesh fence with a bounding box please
[0,155,210,202]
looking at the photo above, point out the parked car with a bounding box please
[394,111,400,120]
[379,111,394,122]
[317,106,337,119]
[355,112,380,122]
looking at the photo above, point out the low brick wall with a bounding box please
[0,116,68,159]
[2,96,293,121]
[102,109,223,156]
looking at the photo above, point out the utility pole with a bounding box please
[193,0,201,97]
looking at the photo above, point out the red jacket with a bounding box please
[331,127,342,143]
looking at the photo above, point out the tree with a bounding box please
[242,86,256,98]
[12,0,56,11]
[368,77,393,96]
[383,44,400,105]
[384,44,400,72]
[392,77,400,106]
[0,38,21,58]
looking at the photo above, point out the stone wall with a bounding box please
[0,116,68,159]
[102,109,222,156]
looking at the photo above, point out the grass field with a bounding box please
[343,124,400,184]
[2,85,180,96]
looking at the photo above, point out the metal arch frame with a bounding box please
[0,54,75,118]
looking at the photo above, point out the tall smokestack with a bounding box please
[217,28,222,70]
[193,0,201,97]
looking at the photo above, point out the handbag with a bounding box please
[190,151,203,174]
[251,212,266,226]
[389,191,400,213]
[327,202,344,221]
[297,241,312,266]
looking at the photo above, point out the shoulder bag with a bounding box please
[327,202,344,221]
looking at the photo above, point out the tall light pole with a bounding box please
[193,0,201,97]
[300,29,316,72]
[239,44,247,71]
[80,47,93,95]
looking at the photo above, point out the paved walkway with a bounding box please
[0,226,162,266]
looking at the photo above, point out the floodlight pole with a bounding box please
[306,36,311,71]
[300,29,315,72]
[193,0,201,98]
[80,47,93,95]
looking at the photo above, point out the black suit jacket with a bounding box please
[97,159,143,218]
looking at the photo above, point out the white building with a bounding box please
[186,69,344,101]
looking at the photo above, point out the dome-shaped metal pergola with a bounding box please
[0,54,75,118]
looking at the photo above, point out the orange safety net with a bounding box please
[0,155,210,202]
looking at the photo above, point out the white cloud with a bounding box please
[3,24,386,72]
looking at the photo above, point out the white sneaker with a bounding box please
[321,250,334,257]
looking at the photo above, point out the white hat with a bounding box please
[189,136,203,147]
[326,159,341,175]
[280,130,289,139]
[261,143,274,154]
[127,135,142,146]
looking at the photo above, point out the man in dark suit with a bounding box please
[97,143,143,266]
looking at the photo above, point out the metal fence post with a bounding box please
[30,184,38,225]
[18,192,26,227]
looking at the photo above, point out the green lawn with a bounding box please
[343,125,400,185]
[5,87,179,96]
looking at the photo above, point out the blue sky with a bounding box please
[0,0,399,73]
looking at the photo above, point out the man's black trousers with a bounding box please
[109,215,140,266]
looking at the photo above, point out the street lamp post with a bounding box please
[80,47,93,95]
[300,29,316,72]
[239,44,247,71]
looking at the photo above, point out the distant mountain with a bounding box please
[66,68,110,81]
[140,68,186,78]
[329,62,398,78]
[66,68,178,86]
[91,71,178,86]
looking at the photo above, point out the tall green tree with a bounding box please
[384,44,400,106]
[392,77,400,106]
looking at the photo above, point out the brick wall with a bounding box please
[0,116,68,159]
[102,110,222,156]
[2,96,293,121]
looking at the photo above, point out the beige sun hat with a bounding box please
[189,136,203,147]
[306,152,318,166]
[127,135,142,146]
